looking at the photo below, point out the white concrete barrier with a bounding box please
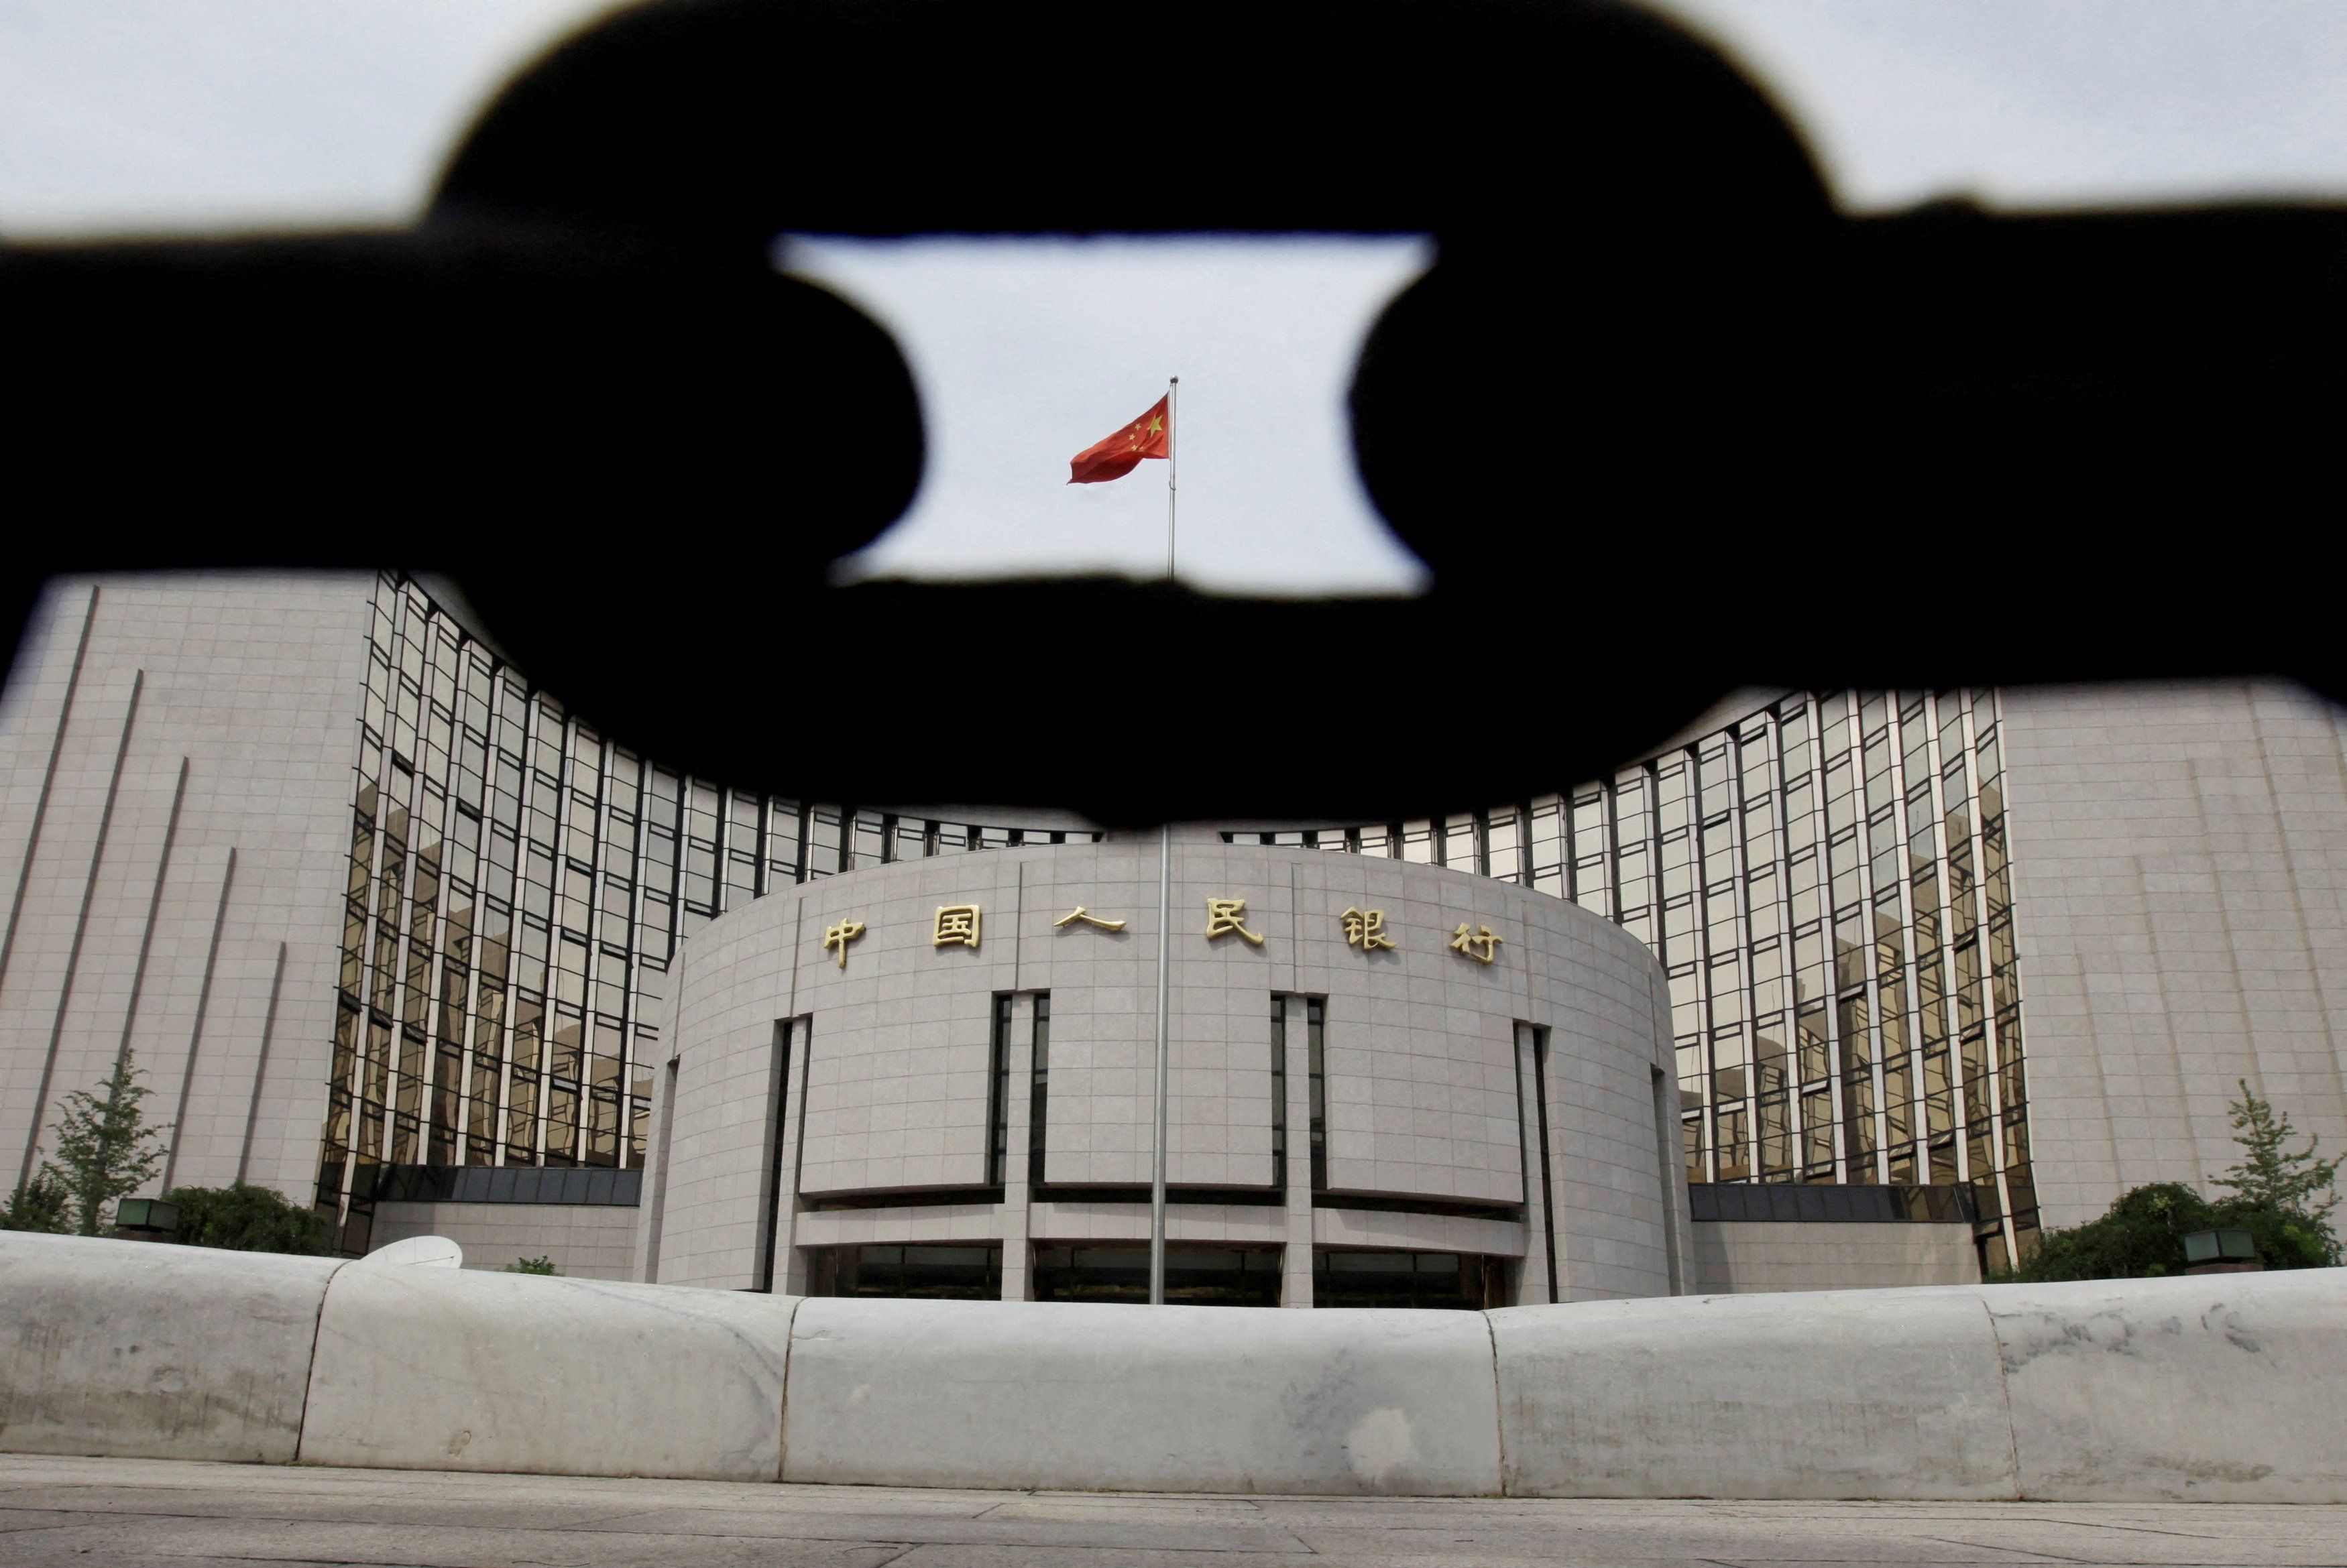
[5,1231,2344,1500]
[1490,1286,2018,1500]
[1982,1270,2347,1502]
[781,1296,1503,1494]
[0,1232,341,1463]
[298,1264,799,1480]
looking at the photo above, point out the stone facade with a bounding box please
[2001,682,2347,1229]
[8,572,2347,1290]
[0,575,369,1210]
[643,836,1686,1303]
[368,1199,639,1280]
[1688,1219,1980,1294]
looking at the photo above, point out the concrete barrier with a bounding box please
[298,1264,799,1480]
[4,1232,2342,1499]
[1490,1286,2018,1500]
[1983,1270,2347,1502]
[0,1231,341,1463]
[781,1296,1503,1494]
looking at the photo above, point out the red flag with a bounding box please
[1068,394,1171,484]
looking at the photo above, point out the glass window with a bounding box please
[809,1244,1003,1301]
[986,994,1013,1187]
[1035,1246,1281,1307]
[1313,1250,1497,1311]
[1307,998,1326,1192]
[1269,997,1287,1191]
[1027,993,1051,1185]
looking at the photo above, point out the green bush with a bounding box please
[166,1182,337,1256]
[2002,1185,2336,1282]
[0,1170,71,1233]
[504,1255,559,1275]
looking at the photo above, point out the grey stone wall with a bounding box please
[648,835,1683,1302]
[368,1199,640,1280]
[2002,681,2347,1229]
[1688,1220,1980,1294]
[0,575,371,1211]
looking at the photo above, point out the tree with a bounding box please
[2210,1079,2342,1224]
[0,1169,70,1233]
[40,1052,170,1236]
[504,1255,560,1275]
[166,1181,337,1255]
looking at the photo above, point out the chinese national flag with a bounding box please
[1068,394,1171,484]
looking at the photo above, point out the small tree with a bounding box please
[166,1181,337,1255]
[0,1168,71,1233]
[41,1052,170,1237]
[2210,1080,2341,1224]
[504,1255,560,1275]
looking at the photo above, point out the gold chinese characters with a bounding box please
[822,918,867,969]
[1449,922,1503,964]
[1206,898,1264,946]
[933,904,981,949]
[814,901,1500,963]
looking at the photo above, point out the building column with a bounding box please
[1513,1022,1555,1305]
[1000,992,1036,1301]
[1281,994,1314,1307]
[632,1056,678,1284]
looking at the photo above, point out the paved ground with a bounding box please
[2,1453,2344,1567]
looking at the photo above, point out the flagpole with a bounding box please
[1164,376,1178,579]
[1151,375,1177,1307]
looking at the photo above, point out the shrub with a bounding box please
[0,1170,71,1233]
[2001,1182,2212,1282]
[166,1181,337,1255]
[504,1255,559,1275]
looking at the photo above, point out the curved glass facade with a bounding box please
[1229,690,2036,1267]
[323,576,2031,1266]
[317,576,1100,1249]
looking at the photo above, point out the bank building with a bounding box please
[6,572,2346,1307]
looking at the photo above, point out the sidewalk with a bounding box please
[3,1452,2344,1567]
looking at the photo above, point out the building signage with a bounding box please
[1205,897,1265,945]
[821,918,867,969]
[817,900,1506,965]
[933,904,982,949]
[1449,922,1503,964]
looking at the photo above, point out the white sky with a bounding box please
[795,236,1434,595]
[5,0,2344,590]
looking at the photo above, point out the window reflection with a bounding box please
[809,1244,1003,1301]
[1224,688,2036,1266]
[1312,1250,1502,1311]
[1033,1245,1281,1307]
[317,574,1106,1252]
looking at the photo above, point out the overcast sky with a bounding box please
[6,0,2343,591]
